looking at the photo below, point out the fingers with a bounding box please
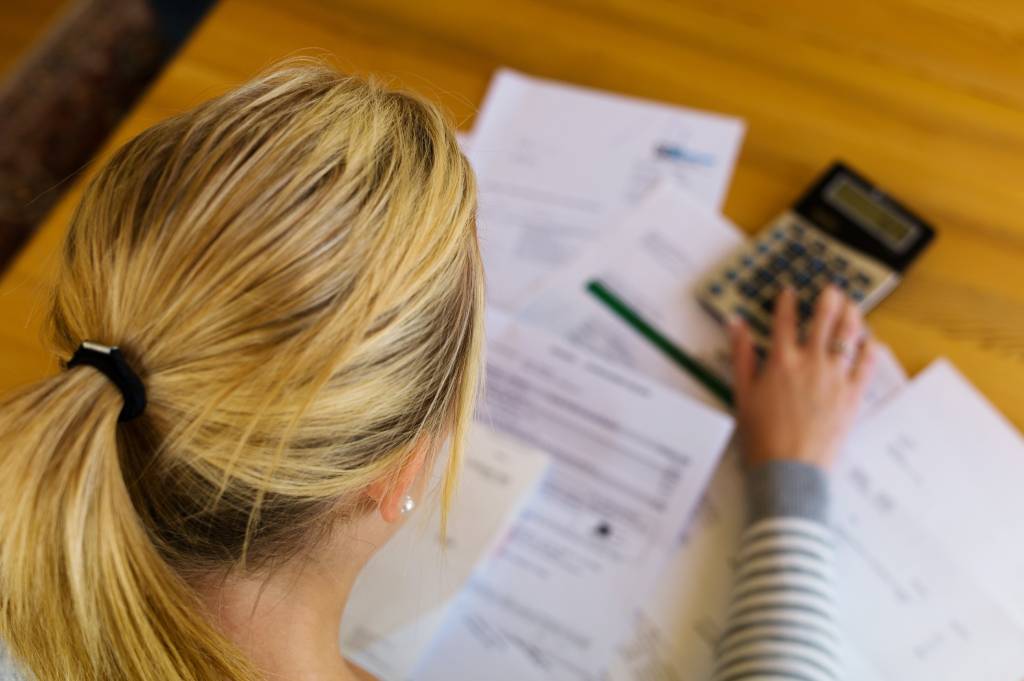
[730,317,756,405]
[770,286,798,353]
[808,285,844,352]
[851,337,879,395]
[831,298,864,363]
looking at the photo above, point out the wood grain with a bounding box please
[2,0,1023,426]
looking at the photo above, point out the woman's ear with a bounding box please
[366,438,430,523]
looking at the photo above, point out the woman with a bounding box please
[0,64,874,681]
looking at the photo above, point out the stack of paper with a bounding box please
[415,313,734,680]
[343,67,1024,681]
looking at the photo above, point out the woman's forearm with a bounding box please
[711,460,840,681]
[712,285,875,679]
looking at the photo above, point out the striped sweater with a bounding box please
[712,460,840,681]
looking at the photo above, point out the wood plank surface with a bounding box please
[2,0,1023,425]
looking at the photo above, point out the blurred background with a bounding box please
[1,0,1022,425]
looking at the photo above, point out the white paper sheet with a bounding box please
[341,423,550,681]
[470,69,744,309]
[832,359,1024,679]
[608,442,749,681]
[413,316,736,680]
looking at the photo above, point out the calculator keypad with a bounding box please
[699,214,896,349]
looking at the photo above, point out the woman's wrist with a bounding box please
[745,459,830,523]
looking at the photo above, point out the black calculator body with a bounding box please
[698,162,935,350]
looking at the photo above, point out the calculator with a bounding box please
[698,162,935,351]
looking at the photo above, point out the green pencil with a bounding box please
[586,279,734,408]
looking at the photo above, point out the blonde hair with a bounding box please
[0,62,483,681]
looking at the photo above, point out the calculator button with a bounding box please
[793,272,812,288]
[832,257,849,271]
[854,271,872,287]
[739,281,759,297]
[808,258,826,273]
[790,224,806,237]
[754,267,774,285]
[769,255,789,272]
[741,255,755,268]
[708,282,724,296]
[809,240,827,254]
[832,274,849,290]
[850,289,865,302]
[725,269,739,281]
[772,229,786,241]
[756,241,771,254]
[786,241,807,257]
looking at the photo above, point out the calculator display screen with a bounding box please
[825,176,919,253]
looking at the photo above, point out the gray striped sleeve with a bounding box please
[711,460,840,681]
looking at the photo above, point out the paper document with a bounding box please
[341,423,549,681]
[414,315,735,680]
[470,69,744,308]
[834,359,1024,679]
[609,443,750,681]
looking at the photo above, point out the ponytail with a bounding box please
[0,61,482,681]
[0,369,255,680]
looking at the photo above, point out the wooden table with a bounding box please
[3,0,1023,426]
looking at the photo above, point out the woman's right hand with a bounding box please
[729,285,879,470]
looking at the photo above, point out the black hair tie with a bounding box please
[66,342,147,422]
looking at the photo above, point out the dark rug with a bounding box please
[0,0,215,274]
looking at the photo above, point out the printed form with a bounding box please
[413,316,735,680]
[833,360,1024,679]
[469,69,744,309]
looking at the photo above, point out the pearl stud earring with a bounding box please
[399,495,416,515]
